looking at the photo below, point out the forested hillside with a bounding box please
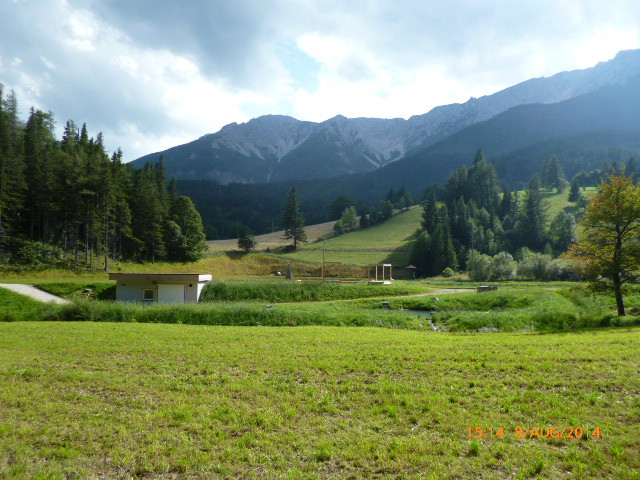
[0,88,207,268]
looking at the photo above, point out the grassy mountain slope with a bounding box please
[274,207,422,266]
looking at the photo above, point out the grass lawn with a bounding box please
[0,322,638,479]
[0,286,58,321]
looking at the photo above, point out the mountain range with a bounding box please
[132,49,640,185]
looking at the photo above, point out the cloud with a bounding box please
[1,0,639,161]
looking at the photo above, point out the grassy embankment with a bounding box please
[0,287,58,321]
[0,253,318,283]
[4,282,639,332]
[1,322,639,479]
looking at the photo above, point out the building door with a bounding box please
[157,284,186,304]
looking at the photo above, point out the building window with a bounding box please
[142,288,155,302]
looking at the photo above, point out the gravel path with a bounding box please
[0,283,70,305]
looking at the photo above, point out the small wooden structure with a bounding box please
[477,285,498,292]
[321,262,342,283]
[109,273,212,304]
[406,264,417,280]
[368,263,393,285]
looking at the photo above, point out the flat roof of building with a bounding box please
[109,273,212,283]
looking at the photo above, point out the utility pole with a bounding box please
[323,235,326,264]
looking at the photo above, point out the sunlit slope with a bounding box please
[280,207,422,266]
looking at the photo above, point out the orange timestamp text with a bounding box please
[468,427,602,439]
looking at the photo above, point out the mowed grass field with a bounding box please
[279,207,422,266]
[207,221,338,253]
[1,322,638,479]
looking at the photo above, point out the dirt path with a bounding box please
[0,283,70,305]
[421,288,472,296]
[385,288,472,299]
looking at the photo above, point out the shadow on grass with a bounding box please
[224,251,251,260]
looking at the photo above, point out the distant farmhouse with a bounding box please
[109,273,212,304]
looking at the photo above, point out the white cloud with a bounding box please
[1,0,639,161]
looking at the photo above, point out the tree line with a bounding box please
[0,87,207,268]
[410,150,578,277]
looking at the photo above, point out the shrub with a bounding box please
[442,267,455,278]
[14,241,64,267]
[517,252,552,280]
[237,233,257,252]
[467,250,492,282]
[490,252,517,281]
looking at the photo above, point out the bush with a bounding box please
[467,250,492,281]
[237,233,257,252]
[14,241,64,267]
[517,252,551,280]
[490,252,517,281]
[442,267,455,278]
[200,280,424,303]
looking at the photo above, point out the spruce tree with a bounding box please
[520,174,546,251]
[281,187,307,248]
[237,227,257,252]
[568,179,580,202]
[421,192,438,233]
[172,196,207,261]
[0,91,25,252]
[543,156,567,192]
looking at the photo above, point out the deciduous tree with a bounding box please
[565,173,640,315]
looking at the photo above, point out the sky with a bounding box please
[1,0,640,162]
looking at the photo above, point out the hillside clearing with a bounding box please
[207,220,338,252]
[278,207,422,266]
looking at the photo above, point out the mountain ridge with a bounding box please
[132,49,640,184]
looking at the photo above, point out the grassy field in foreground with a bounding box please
[1,322,639,479]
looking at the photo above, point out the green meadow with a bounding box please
[275,206,423,266]
[1,322,639,479]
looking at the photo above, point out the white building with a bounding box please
[108,273,212,304]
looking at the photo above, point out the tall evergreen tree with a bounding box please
[172,195,208,261]
[0,89,25,251]
[543,156,567,192]
[281,187,307,248]
[520,173,546,250]
[568,179,581,202]
[421,192,438,233]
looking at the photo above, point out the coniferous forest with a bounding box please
[411,150,576,277]
[0,88,207,268]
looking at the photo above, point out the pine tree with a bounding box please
[409,231,431,276]
[172,196,207,261]
[520,173,546,250]
[281,187,307,248]
[421,192,438,233]
[500,187,512,218]
[543,156,567,192]
[237,227,257,252]
[131,163,166,262]
[23,109,57,240]
[568,179,580,202]
[0,89,26,252]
